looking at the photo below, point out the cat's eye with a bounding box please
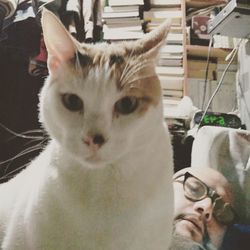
[115,96,138,115]
[62,94,83,112]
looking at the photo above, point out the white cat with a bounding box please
[0,9,174,250]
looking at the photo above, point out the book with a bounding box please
[162,89,183,98]
[150,0,181,7]
[102,11,140,19]
[108,0,144,6]
[159,76,183,90]
[158,58,182,67]
[104,6,139,13]
[103,24,143,32]
[160,45,183,54]
[166,33,183,44]
[156,66,184,76]
[103,31,144,40]
[143,9,182,20]
[146,18,182,27]
[104,17,141,25]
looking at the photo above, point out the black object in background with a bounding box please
[0,18,44,183]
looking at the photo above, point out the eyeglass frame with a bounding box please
[174,171,238,225]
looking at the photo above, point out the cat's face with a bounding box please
[39,9,170,168]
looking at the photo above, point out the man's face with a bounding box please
[173,167,233,248]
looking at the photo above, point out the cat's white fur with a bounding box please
[0,9,174,250]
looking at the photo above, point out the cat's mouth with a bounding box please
[85,154,102,163]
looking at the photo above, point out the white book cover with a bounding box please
[104,6,139,13]
[103,11,139,19]
[162,89,183,97]
[150,0,181,6]
[159,53,183,60]
[109,0,144,6]
[166,33,183,44]
[105,17,141,24]
[159,76,183,90]
[160,45,183,54]
[103,24,142,32]
[103,31,144,40]
[156,66,184,76]
[144,10,182,19]
[158,58,182,67]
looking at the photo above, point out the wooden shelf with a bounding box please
[186,45,234,60]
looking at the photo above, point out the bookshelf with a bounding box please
[143,0,187,104]
[102,0,188,115]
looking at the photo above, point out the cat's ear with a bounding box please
[41,8,77,73]
[132,19,171,59]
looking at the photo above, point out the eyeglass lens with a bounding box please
[184,176,207,201]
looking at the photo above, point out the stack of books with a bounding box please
[144,0,184,101]
[102,0,144,41]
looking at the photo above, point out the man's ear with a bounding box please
[41,8,77,73]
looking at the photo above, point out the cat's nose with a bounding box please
[83,134,106,149]
[92,134,105,146]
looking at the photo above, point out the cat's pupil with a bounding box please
[115,96,138,115]
[62,94,83,112]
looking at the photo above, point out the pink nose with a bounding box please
[83,134,106,150]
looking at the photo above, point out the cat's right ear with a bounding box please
[41,8,76,74]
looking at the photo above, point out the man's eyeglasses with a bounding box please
[174,172,238,225]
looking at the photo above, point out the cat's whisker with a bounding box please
[120,60,155,87]
[121,58,153,83]
[0,142,45,167]
[0,122,44,140]
[21,129,45,135]
[1,142,45,178]
[0,162,30,181]
[125,74,159,88]
[120,62,137,85]
[75,51,82,71]
[119,47,136,83]
[23,136,48,147]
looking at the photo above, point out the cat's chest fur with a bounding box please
[0,130,173,250]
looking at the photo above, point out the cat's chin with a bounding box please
[82,154,111,169]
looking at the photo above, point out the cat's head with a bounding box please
[39,9,170,168]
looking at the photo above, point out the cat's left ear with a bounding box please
[41,8,77,73]
[133,19,171,59]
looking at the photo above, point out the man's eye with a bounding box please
[186,181,204,197]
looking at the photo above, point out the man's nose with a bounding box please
[193,197,213,222]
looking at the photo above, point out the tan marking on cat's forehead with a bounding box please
[74,42,160,100]
[124,75,162,114]
[78,43,127,66]
[75,43,133,86]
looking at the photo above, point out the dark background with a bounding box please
[0,18,45,183]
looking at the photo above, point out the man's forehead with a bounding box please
[174,167,225,183]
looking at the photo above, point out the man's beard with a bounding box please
[171,213,211,250]
[169,235,207,250]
